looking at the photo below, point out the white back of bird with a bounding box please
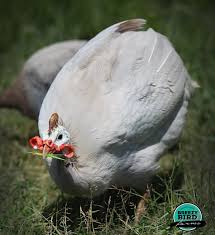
[23,40,86,118]
[39,19,197,196]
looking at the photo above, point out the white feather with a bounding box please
[148,34,157,62]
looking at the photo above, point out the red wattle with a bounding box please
[29,136,76,159]
[29,136,43,151]
[60,144,75,158]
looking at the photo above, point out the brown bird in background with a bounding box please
[0,40,86,119]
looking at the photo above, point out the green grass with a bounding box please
[0,0,215,234]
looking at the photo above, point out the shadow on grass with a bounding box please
[42,162,184,232]
[43,187,139,232]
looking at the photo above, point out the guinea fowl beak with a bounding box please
[42,140,54,159]
[43,112,59,159]
[42,144,49,158]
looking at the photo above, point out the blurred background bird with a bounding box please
[0,40,86,119]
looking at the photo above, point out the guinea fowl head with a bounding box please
[42,113,71,156]
[39,112,116,197]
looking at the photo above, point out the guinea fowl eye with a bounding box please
[57,134,63,140]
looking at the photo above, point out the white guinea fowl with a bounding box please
[39,19,198,197]
[0,40,86,119]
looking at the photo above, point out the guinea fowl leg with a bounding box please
[134,185,151,224]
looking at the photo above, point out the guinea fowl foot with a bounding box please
[134,185,151,224]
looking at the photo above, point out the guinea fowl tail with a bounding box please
[185,72,200,99]
[0,83,17,109]
[191,80,200,89]
[0,75,33,117]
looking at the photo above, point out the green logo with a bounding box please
[172,203,205,231]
